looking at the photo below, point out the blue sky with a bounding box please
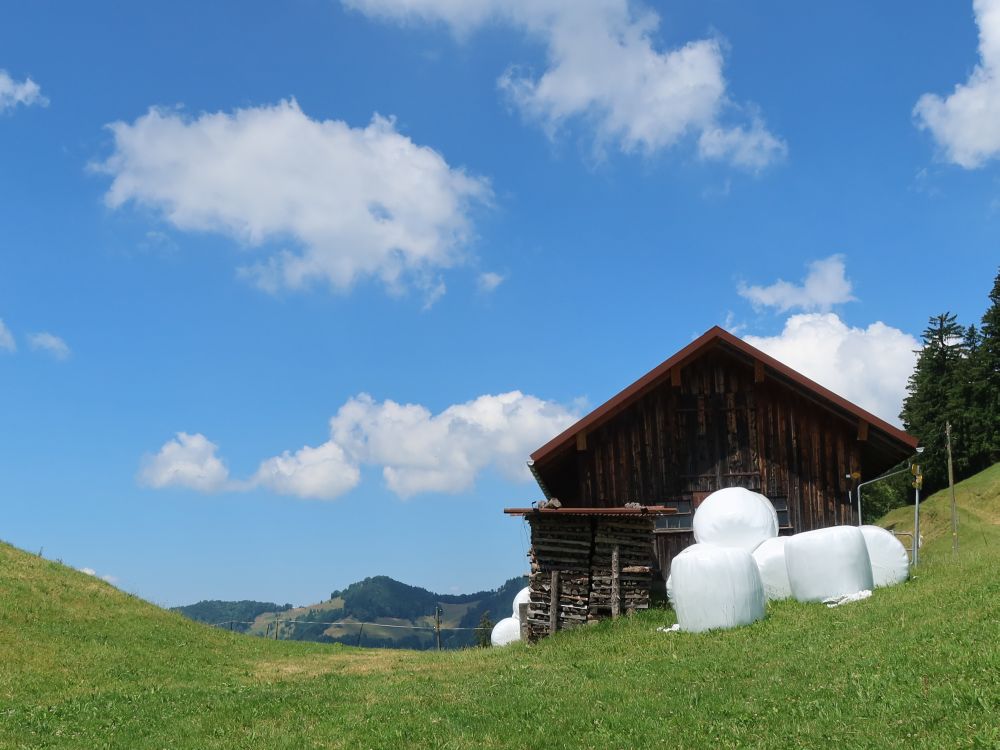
[1,1,998,606]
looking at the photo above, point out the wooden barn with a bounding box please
[525,326,918,582]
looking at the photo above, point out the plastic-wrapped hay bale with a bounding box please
[860,525,910,587]
[490,617,521,647]
[751,537,792,601]
[785,526,874,603]
[692,487,779,552]
[665,543,706,608]
[511,586,531,619]
[670,545,766,632]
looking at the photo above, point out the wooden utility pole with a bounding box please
[946,421,959,556]
[435,607,442,651]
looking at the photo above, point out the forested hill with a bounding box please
[173,575,527,650]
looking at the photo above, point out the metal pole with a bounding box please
[946,421,959,556]
[913,484,921,567]
[855,486,862,526]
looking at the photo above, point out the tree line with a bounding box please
[900,266,1000,495]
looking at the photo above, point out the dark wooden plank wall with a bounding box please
[565,350,862,574]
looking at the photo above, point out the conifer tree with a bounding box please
[901,313,966,491]
[978,267,1000,464]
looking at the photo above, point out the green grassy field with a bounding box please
[2,466,998,749]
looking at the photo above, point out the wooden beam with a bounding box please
[670,367,682,387]
[576,432,587,452]
[754,359,765,384]
[549,571,560,635]
[611,545,621,619]
[857,420,869,442]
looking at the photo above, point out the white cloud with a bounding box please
[139,432,231,493]
[477,270,505,292]
[0,319,14,352]
[252,442,361,501]
[744,313,919,426]
[78,567,118,584]
[27,332,70,360]
[322,391,578,497]
[738,254,856,313]
[0,70,47,112]
[141,392,577,500]
[97,100,491,301]
[344,0,785,168]
[914,0,1000,168]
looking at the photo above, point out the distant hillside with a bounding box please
[173,575,527,650]
[171,600,293,633]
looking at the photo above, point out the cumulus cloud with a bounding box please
[140,392,577,500]
[738,254,856,313]
[0,70,47,112]
[27,332,70,360]
[322,391,578,497]
[914,0,1000,168]
[477,270,505,293]
[96,100,491,301]
[252,442,361,501]
[744,313,919,425]
[0,319,14,352]
[139,432,231,493]
[344,0,785,167]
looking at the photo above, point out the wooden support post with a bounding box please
[611,544,621,619]
[274,614,280,640]
[518,602,529,642]
[549,570,560,635]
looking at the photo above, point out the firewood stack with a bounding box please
[525,516,592,640]
[588,516,655,620]
[519,511,659,641]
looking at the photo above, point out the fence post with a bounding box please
[274,614,280,640]
[356,623,365,647]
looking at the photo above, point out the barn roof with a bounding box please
[530,326,918,466]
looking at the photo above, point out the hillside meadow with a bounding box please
[1,465,998,749]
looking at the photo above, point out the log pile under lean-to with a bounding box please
[524,514,655,641]
[588,516,654,621]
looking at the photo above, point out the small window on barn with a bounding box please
[771,497,791,528]
[655,499,693,531]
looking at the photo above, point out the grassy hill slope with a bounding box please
[2,466,998,749]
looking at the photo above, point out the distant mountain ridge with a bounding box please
[173,575,527,650]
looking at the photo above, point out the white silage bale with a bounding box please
[859,525,910,587]
[692,487,779,552]
[511,586,531,619]
[490,617,521,647]
[670,545,766,632]
[785,526,874,603]
[751,537,792,601]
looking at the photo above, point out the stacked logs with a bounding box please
[588,517,655,620]
[525,516,591,640]
[522,514,656,641]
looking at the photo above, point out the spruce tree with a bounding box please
[978,267,1000,465]
[901,313,966,491]
[476,611,493,648]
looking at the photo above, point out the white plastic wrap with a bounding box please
[785,526,874,603]
[751,537,792,601]
[511,586,531,619]
[669,544,766,632]
[860,525,910,587]
[490,616,521,647]
[692,487,779,552]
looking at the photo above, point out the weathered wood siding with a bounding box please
[540,348,864,576]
